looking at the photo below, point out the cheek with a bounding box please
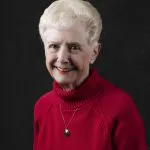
[45,60,51,74]
[45,54,55,72]
[80,53,91,65]
[72,53,90,66]
[45,53,55,64]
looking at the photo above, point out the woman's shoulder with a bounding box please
[96,85,138,119]
[33,91,55,118]
[35,91,53,106]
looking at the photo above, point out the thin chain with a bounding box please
[59,104,78,129]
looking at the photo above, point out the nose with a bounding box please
[57,46,70,63]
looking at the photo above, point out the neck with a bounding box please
[61,84,76,91]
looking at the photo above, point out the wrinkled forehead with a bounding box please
[43,21,88,46]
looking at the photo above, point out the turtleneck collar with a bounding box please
[53,68,110,110]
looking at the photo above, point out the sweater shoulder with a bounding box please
[34,91,53,107]
[98,85,141,121]
[33,91,54,120]
[95,85,144,135]
[96,77,138,119]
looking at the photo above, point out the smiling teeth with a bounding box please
[57,67,72,72]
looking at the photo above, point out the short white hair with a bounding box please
[39,0,102,45]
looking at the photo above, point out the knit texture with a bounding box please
[33,69,147,150]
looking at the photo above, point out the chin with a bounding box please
[55,78,74,85]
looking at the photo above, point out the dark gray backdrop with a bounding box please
[3,0,150,149]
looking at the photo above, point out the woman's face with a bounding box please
[43,21,99,91]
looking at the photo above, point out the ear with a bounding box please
[90,43,101,64]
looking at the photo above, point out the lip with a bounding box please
[57,67,72,72]
[53,66,75,72]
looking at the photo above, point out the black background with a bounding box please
[3,0,150,149]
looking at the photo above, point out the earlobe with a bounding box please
[90,55,97,64]
[94,43,101,55]
[90,59,95,64]
[97,43,101,54]
[90,43,101,64]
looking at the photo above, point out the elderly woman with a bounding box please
[33,0,147,149]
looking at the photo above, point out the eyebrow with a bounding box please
[47,41,82,46]
[66,42,81,46]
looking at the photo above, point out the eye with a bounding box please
[69,44,81,52]
[48,44,60,50]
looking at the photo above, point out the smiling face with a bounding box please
[43,21,100,91]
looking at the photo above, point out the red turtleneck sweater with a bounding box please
[33,69,147,150]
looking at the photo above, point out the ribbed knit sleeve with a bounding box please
[33,92,53,150]
[112,94,147,150]
[33,100,41,150]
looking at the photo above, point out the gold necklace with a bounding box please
[59,104,78,137]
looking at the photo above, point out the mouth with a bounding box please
[53,66,76,73]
